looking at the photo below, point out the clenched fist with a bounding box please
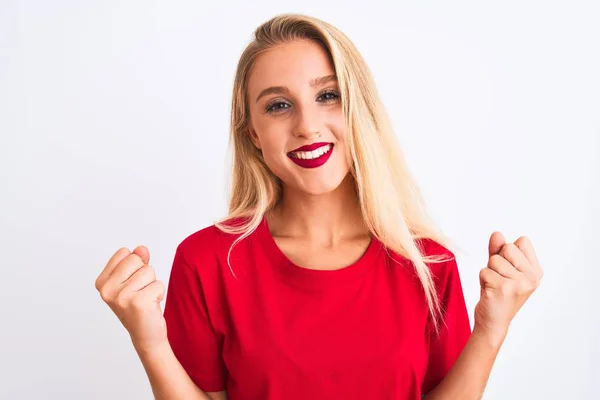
[474,232,544,343]
[95,245,168,353]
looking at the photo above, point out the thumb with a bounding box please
[488,231,506,257]
[132,245,150,264]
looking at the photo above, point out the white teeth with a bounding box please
[290,144,332,160]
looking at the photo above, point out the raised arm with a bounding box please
[95,246,225,400]
[425,233,543,399]
[136,340,226,400]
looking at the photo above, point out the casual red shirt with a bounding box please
[163,215,471,399]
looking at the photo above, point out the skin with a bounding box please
[249,39,544,399]
[426,233,543,399]
[246,39,372,269]
[95,38,543,400]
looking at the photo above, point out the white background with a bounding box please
[1,1,598,399]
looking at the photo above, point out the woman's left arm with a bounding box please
[423,325,505,399]
[425,232,543,400]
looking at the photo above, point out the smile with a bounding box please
[287,143,334,169]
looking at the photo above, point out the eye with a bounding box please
[264,90,340,115]
[265,100,290,114]
[317,89,340,103]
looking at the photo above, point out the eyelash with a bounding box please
[265,90,340,114]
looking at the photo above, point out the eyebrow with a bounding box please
[254,74,338,103]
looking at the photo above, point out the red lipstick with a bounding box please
[287,142,334,169]
[289,142,332,153]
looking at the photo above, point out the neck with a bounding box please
[266,174,368,247]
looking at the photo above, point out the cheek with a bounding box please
[327,111,346,141]
[262,149,294,185]
[258,128,285,154]
[255,126,289,171]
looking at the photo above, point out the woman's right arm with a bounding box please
[136,340,227,400]
[95,245,226,400]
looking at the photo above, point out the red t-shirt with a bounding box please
[163,216,471,399]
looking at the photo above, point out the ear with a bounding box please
[247,127,261,150]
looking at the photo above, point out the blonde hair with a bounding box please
[214,13,460,334]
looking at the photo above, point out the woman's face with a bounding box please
[246,39,351,196]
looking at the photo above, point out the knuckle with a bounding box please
[154,280,166,295]
[516,279,529,293]
[500,281,515,296]
[526,280,536,292]
[99,287,112,303]
[131,295,147,309]
[137,265,155,282]
[135,264,147,273]
[142,264,155,277]
[115,292,130,309]
[497,246,506,257]
[521,276,537,292]
[503,243,518,255]
[489,254,503,266]
[116,247,131,258]
[523,280,537,293]
[517,236,531,246]
[120,252,140,267]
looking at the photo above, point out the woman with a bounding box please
[95,13,543,400]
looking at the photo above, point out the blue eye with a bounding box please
[264,89,340,114]
[317,90,340,102]
[265,101,290,114]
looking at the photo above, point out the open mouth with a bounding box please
[287,143,333,160]
[286,143,334,169]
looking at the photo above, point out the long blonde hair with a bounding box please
[214,13,459,334]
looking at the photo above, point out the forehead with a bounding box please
[247,40,335,95]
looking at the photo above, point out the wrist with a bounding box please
[133,338,171,358]
[472,324,508,349]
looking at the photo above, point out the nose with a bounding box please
[292,104,321,140]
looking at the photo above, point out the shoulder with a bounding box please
[387,237,456,268]
[413,237,460,283]
[174,216,253,270]
[415,237,455,259]
[415,238,464,301]
[384,236,458,284]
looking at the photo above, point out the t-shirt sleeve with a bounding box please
[421,253,472,395]
[163,246,227,392]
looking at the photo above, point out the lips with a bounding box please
[288,142,332,154]
[286,142,334,169]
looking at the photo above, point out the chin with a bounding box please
[276,160,352,196]
[295,175,347,196]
